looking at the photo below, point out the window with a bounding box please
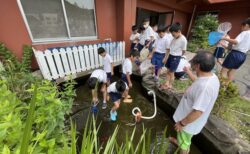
[18,0,97,43]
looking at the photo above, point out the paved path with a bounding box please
[234,53,250,100]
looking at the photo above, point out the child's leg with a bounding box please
[163,70,171,87]
[227,69,236,82]
[169,71,175,88]
[111,100,120,112]
[91,89,98,103]
[220,67,229,79]
[101,84,107,103]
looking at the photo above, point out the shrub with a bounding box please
[188,14,219,52]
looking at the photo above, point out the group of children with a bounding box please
[130,18,189,89]
[88,46,140,121]
[88,17,250,122]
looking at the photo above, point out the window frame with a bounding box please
[17,0,98,43]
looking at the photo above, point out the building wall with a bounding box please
[0,0,119,61]
[197,0,250,38]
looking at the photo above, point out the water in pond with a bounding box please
[73,77,201,154]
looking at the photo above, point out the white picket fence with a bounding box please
[33,41,126,81]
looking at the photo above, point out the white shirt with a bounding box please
[103,53,113,73]
[144,26,154,40]
[130,33,140,43]
[173,74,220,135]
[90,69,107,83]
[176,57,191,73]
[122,58,132,75]
[139,31,147,45]
[169,35,187,56]
[153,34,170,54]
[233,30,250,53]
[107,81,128,93]
[165,33,174,42]
[154,31,159,40]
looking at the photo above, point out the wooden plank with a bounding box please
[44,49,59,79]
[72,46,81,72]
[66,47,76,74]
[84,45,91,70]
[60,48,71,75]
[34,50,52,80]
[113,42,117,63]
[88,45,95,69]
[78,46,86,71]
[122,41,125,60]
[93,44,99,68]
[52,49,65,78]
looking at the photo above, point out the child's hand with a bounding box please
[183,66,190,72]
[147,53,153,59]
[129,82,133,88]
[111,72,114,76]
[162,57,167,64]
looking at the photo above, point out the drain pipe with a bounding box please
[131,90,157,120]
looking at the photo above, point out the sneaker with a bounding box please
[110,111,116,121]
[91,105,98,113]
[102,102,107,109]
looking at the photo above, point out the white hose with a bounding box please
[132,90,157,119]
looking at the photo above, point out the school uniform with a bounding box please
[138,26,154,52]
[90,69,107,84]
[151,34,170,68]
[130,33,140,51]
[103,53,113,82]
[121,58,132,85]
[107,82,128,103]
[213,35,229,58]
[222,30,250,69]
[166,35,187,72]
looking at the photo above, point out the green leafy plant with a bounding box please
[21,45,33,72]
[188,14,219,52]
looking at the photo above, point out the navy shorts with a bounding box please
[222,50,246,69]
[151,52,165,68]
[213,47,225,58]
[121,73,128,85]
[106,72,112,82]
[166,54,181,72]
[137,43,144,52]
[109,92,122,103]
[145,40,154,52]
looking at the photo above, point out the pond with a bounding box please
[72,76,201,154]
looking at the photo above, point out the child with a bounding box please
[165,25,174,42]
[148,26,170,81]
[121,50,140,101]
[220,18,250,83]
[152,24,159,40]
[213,32,230,65]
[143,18,155,52]
[162,22,187,89]
[129,25,140,51]
[87,69,108,109]
[137,25,146,52]
[108,80,129,121]
[174,55,190,80]
[98,47,114,85]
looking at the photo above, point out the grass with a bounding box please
[215,96,250,142]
